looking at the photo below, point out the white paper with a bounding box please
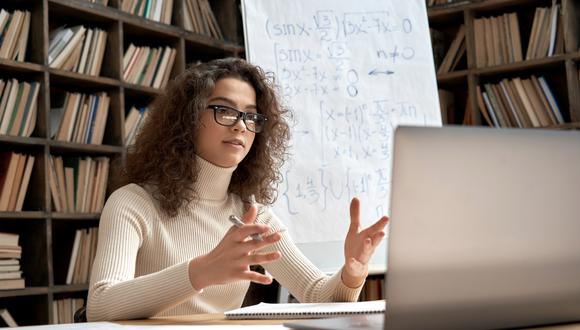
[242,0,442,271]
[226,300,385,319]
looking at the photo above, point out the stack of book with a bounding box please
[525,3,564,60]
[0,152,35,212]
[0,79,40,137]
[48,156,110,213]
[121,0,174,24]
[66,227,98,285]
[0,232,24,290]
[437,25,466,74]
[124,106,149,146]
[48,25,108,76]
[476,75,564,128]
[50,92,110,145]
[123,44,176,88]
[53,298,85,324]
[182,0,224,39]
[473,13,523,68]
[0,9,30,61]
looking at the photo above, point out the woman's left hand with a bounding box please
[342,197,389,288]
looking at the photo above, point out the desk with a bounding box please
[19,315,289,329]
[17,314,580,329]
[121,314,580,330]
[120,314,580,330]
[119,313,288,327]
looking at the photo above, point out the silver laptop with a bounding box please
[286,126,580,330]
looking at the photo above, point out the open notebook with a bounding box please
[224,300,385,320]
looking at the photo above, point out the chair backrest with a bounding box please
[73,306,87,323]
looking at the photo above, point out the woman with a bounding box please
[87,58,388,321]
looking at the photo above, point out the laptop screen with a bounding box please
[385,126,580,329]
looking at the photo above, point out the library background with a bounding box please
[0,0,578,326]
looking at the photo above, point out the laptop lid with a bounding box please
[386,126,580,330]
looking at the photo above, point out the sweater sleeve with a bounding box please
[258,209,363,303]
[86,185,200,321]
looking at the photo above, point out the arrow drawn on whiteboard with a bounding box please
[368,68,395,76]
[294,130,310,135]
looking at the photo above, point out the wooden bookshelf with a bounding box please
[0,0,242,325]
[429,0,580,126]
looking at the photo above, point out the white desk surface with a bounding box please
[16,313,580,329]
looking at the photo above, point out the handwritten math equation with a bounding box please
[262,8,433,220]
[265,10,413,41]
[279,99,428,217]
[266,10,417,100]
[281,165,391,217]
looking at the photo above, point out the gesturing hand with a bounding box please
[342,197,389,288]
[188,205,282,291]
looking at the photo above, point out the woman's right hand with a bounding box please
[187,204,282,291]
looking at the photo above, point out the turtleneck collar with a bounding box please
[192,155,237,201]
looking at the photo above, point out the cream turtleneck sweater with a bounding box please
[87,157,363,321]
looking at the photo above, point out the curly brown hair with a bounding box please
[119,58,291,217]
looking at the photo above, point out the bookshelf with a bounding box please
[429,0,580,127]
[0,0,242,325]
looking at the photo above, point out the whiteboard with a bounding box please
[242,0,442,273]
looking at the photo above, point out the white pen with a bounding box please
[229,215,263,241]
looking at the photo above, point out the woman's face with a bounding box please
[195,77,258,168]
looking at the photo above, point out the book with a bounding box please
[7,153,26,211]
[50,25,86,69]
[0,152,18,211]
[0,278,24,290]
[18,81,40,137]
[48,27,75,64]
[437,25,465,74]
[0,272,22,280]
[0,308,17,327]
[538,76,564,124]
[562,0,579,52]
[0,11,23,60]
[0,259,18,266]
[14,11,30,61]
[0,264,20,272]
[66,229,81,284]
[0,232,18,246]
[224,300,385,320]
[14,154,34,211]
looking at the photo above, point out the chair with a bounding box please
[74,306,87,323]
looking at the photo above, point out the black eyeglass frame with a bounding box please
[207,104,268,133]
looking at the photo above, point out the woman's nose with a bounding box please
[231,117,247,132]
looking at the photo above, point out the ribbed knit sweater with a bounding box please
[87,156,363,321]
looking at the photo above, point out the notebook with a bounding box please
[225,300,384,320]
[286,126,580,330]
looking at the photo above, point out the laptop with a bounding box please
[286,126,580,330]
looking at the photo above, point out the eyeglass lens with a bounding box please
[211,106,266,133]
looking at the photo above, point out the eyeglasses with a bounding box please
[207,105,268,133]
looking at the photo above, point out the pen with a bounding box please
[229,215,263,241]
